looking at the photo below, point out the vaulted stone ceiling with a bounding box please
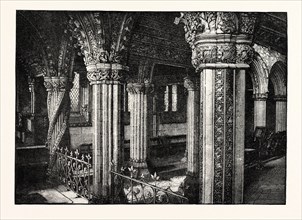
[16,11,287,78]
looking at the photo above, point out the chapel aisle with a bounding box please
[244,156,286,204]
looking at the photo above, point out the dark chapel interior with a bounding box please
[15,11,287,204]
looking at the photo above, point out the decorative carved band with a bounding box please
[274,95,287,102]
[44,76,72,91]
[175,12,257,48]
[184,77,199,91]
[175,12,256,69]
[86,63,129,84]
[127,82,154,94]
[253,93,268,101]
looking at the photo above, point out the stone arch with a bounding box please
[248,52,269,95]
[269,61,287,96]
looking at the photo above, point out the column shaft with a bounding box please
[200,69,235,204]
[127,83,152,174]
[254,98,267,129]
[91,84,102,196]
[275,100,287,132]
[184,77,199,175]
[233,69,246,204]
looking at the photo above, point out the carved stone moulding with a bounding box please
[127,82,154,94]
[43,76,72,91]
[192,33,254,71]
[253,92,268,101]
[86,63,129,84]
[274,95,287,102]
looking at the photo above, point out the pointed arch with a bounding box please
[248,52,269,95]
[269,61,287,96]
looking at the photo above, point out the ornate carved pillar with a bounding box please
[44,76,72,168]
[176,12,257,204]
[253,93,268,129]
[274,95,287,132]
[127,82,153,175]
[87,63,127,200]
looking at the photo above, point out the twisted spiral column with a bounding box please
[44,76,72,171]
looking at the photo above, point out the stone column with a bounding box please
[253,93,268,129]
[275,95,287,132]
[183,76,200,203]
[127,82,153,175]
[43,76,72,169]
[184,77,199,175]
[28,77,36,134]
[87,63,126,201]
[28,76,36,117]
[176,12,257,204]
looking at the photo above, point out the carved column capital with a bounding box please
[274,95,287,102]
[184,77,199,91]
[44,76,72,91]
[253,93,268,101]
[86,63,129,84]
[175,12,257,70]
[28,76,35,92]
[127,82,154,94]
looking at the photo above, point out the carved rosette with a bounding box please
[253,92,268,101]
[86,63,129,84]
[127,82,154,95]
[175,12,257,70]
[43,76,72,91]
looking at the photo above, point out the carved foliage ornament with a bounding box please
[71,12,135,66]
[127,82,154,94]
[175,12,257,50]
[44,76,72,91]
[191,44,237,67]
[87,65,129,83]
[190,43,254,68]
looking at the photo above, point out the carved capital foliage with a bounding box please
[236,44,254,64]
[127,82,154,94]
[175,12,257,68]
[87,63,129,84]
[253,92,268,101]
[184,77,199,91]
[238,13,257,35]
[44,76,72,91]
[71,12,135,67]
[191,44,237,67]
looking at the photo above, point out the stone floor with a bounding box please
[15,181,89,204]
[244,156,286,204]
[16,156,286,204]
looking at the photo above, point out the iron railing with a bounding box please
[53,147,93,200]
[111,166,189,204]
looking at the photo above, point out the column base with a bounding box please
[183,172,199,204]
[131,161,150,177]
